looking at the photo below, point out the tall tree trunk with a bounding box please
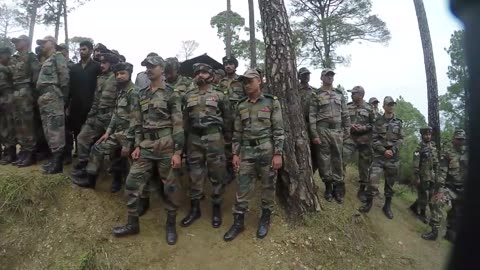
[413,0,441,151]
[225,0,232,57]
[63,0,69,47]
[28,0,39,51]
[258,0,321,220]
[54,0,63,40]
[248,0,257,68]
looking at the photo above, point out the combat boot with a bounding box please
[421,227,438,241]
[0,146,17,165]
[73,173,97,189]
[138,198,150,216]
[212,204,222,228]
[257,209,272,239]
[166,211,177,245]
[324,182,333,202]
[17,151,35,167]
[181,199,201,227]
[12,151,25,166]
[71,160,88,177]
[382,197,394,219]
[111,171,123,193]
[333,182,345,204]
[113,215,140,237]
[43,153,63,174]
[359,197,373,213]
[357,184,367,202]
[224,213,245,242]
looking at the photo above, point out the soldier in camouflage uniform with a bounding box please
[112,56,184,245]
[359,96,404,219]
[410,127,438,224]
[71,53,121,192]
[36,36,70,174]
[343,86,375,202]
[135,52,157,89]
[298,67,318,173]
[0,48,16,164]
[224,69,284,241]
[57,43,75,69]
[309,69,351,203]
[165,57,192,97]
[214,69,225,84]
[75,62,137,189]
[0,35,40,166]
[181,63,232,229]
[369,97,382,119]
[422,129,467,242]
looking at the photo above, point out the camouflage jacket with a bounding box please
[232,94,285,156]
[413,141,438,182]
[106,81,139,148]
[37,52,70,97]
[86,72,117,126]
[220,74,245,110]
[309,87,351,138]
[299,84,316,122]
[182,84,232,141]
[0,63,13,94]
[1,51,40,86]
[371,114,404,158]
[134,84,184,159]
[168,75,192,98]
[439,142,468,187]
[346,100,376,144]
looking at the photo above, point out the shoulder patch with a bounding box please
[264,93,278,100]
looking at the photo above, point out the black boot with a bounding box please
[73,160,88,171]
[111,171,123,193]
[382,197,394,219]
[73,173,97,189]
[409,201,419,216]
[257,209,272,239]
[138,198,150,217]
[212,204,222,228]
[113,216,140,237]
[419,209,428,224]
[0,146,17,165]
[12,151,25,166]
[181,200,201,227]
[357,184,367,202]
[421,227,438,241]
[42,158,53,170]
[43,153,63,174]
[359,197,373,213]
[324,182,333,202]
[166,211,177,245]
[333,182,345,204]
[17,151,35,167]
[71,168,87,178]
[224,213,245,241]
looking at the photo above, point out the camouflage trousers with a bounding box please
[0,93,16,148]
[234,140,277,214]
[225,143,236,183]
[416,179,434,211]
[366,155,399,198]
[86,133,129,176]
[186,131,226,204]
[342,140,372,185]
[37,87,65,154]
[126,157,182,216]
[13,85,36,151]
[430,184,463,231]
[76,121,105,162]
[313,127,344,183]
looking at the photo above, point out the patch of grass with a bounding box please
[394,184,417,204]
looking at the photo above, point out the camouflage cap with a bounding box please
[238,69,261,81]
[420,126,433,135]
[99,53,119,65]
[193,63,214,75]
[383,96,396,105]
[347,86,365,94]
[369,97,379,104]
[113,62,133,74]
[321,68,335,76]
[141,55,166,67]
[110,49,120,56]
[0,47,12,55]
[454,129,466,139]
[298,67,311,75]
[36,35,57,45]
[165,57,180,72]
[147,52,158,57]
[222,55,238,67]
[119,55,126,62]
[215,69,226,77]
[11,35,30,44]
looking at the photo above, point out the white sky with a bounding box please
[22,0,461,117]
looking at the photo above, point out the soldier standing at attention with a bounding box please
[112,56,184,245]
[298,67,317,173]
[410,127,438,223]
[165,57,192,97]
[359,96,403,219]
[369,97,382,118]
[223,69,284,241]
[422,129,468,242]
[0,48,16,165]
[135,52,157,89]
[36,36,70,174]
[309,69,351,203]
[343,86,375,202]
[181,63,232,229]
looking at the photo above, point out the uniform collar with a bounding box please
[247,93,264,103]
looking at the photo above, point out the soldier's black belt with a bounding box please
[191,126,221,136]
[242,137,271,147]
[317,122,341,129]
[143,129,172,140]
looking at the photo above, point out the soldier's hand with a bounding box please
[121,146,130,157]
[171,154,181,168]
[232,155,240,171]
[271,154,283,170]
[96,133,110,144]
[131,147,140,160]
[384,150,394,158]
[432,192,444,202]
[312,138,321,145]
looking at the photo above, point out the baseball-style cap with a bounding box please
[165,57,180,72]
[454,129,466,139]
[113,62,133,73]
[215,69,226,76]
[222,55,238,66]
[141,55,166,67]
[298,67,311,75]
[321,68,335,76]
[193,63,214,75]
[420,126,433,135]
[36,35,57,45]
[347,86,365,94]
[11,35,30,44]
[369,97,379,104]
[238,69,261,81]
[383,96,396,105]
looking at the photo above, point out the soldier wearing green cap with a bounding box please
[298,67,318,173]
[359,96,404,219]
[410,126,438,224]
[181,63,232,229]
[369,97,382,118]
[0,47,16,165]
[165,57,192,98]
[421,128,468,242]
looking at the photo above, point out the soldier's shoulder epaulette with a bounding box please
[264,93,278,100]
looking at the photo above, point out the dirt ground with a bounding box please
[0,164,450,270]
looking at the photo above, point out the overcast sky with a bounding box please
[24,0,462,117]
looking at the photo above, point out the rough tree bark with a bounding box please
[28,0,39,50]
[248,0,257,68]
[63,0,69,47]
[225,0,232,57]
[54,0,63,40]
[413,0,441,151]
[258,0,321,220]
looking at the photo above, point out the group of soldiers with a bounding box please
[0,34,467,245]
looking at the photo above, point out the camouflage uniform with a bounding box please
[165,57,192,98]
[298,68,318,173]
[368,97,382,119]
[0,58,16,154]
